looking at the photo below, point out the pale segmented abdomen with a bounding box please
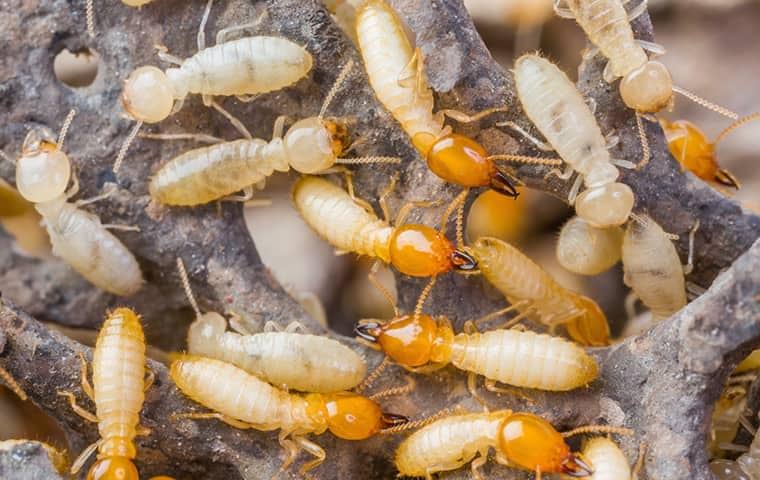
[622,216,686,320]
[192,331,367,392]
[557,216,623,275]
[580,437,631,480]
[514,54,611,181]
[41,201,143,296]
[356,0,443,141]
[170,355,295,430]
[395,413,502,477]
[292,176,393,261]
[471,236,580,326]
[179,37,313,96]
[566,0,648,79]
[92,308,145,458]
[149,139,288,206]
[450,329,598,391]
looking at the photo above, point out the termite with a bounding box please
[113,0,313,173]
[355,279,598,394]
[469,235,611,346]
[292,175,477,279]
[355,0,519,198]
[176,258,367,392]
[393,410,632,479]
[148,60,399,206]
[556,216,623,276]
[621,213,698,321]
[660,114,760,190]
[14,110,143,296]
[169,354,408,474]
[57,308,160,479]
[508,53,635,228]
[571,437,642,480]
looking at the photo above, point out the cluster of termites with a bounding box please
[1,0,758,478]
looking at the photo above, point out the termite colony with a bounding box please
[1,0,759,478]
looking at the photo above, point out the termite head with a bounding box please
[619,60,673,113]
[187,312,227,354]
[86,456,138,480]
[417,133,519,199]
[315,392,408,440]
[354,315,454,367]
[122,66,176,123]
[16,128,71,203]
[285,117,348,174]
[575,182,634,228]
[498,413,592,476]
[389,224,477,277]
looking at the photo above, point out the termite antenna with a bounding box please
[0,365,27,401]
[672,86,739,120]
[176,257,202,318]
[319,59,354,120]
[634,112,651,171]
[439,189,468,238]
[85,0,95,37]
[57,109,77,151]
[413,277,436,319]
[336,156,402,165]
[632,441,647,478]
[487,153,564,166]
[113,121,143,174]
[368,376,416,401]
[354,356,391,394]
[627,212,648,227]
[379,407,457,435]
[561,425,634,438]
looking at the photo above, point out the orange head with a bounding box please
[320,392,408,440]
[498,413,592,476]
[354,315,454,367]
[564,295,611,347]
[418,132,519,198]
[87,457,139,480]
[389,224,477,277]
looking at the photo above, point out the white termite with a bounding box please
[557,215,623,275]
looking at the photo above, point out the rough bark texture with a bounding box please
[0,0,759,479]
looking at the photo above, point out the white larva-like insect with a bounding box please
[176,258,367,392]
[148,60,399,206]
[511,53,635,228]
[57,308,158,480]
[576,437,633,480]
[15,111,143,297]
[170,355,408,474]
[556,215,623,276]
[621,214,695,321]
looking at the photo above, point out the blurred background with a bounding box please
[3,0,760,471]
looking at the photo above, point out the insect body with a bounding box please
[292,176,477,277]
[58,308,154,479]
[394,410,592,478]
[170,355,407,473]
[15,113,143,296]
[513,54,634,227]
[621,214,686,321]
[557,216,623,276]
[470,236,610,346]
[576,437,632,480]
[355,0,518,197]
[356,314,598,391]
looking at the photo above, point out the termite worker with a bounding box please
[57,308,164,480]
[556,216,623,276]
[510,54,635,228]
[292,176,477,279]
[176,258,367,392]
[148,60,399,206]
[394,410,594,479]
[355,0,519,198]
[14,111,143,296]
[469,235,611,346]
[567,437,637,480]
[170,355,408,474]
[113,0,313,172]
[621,213,698,321]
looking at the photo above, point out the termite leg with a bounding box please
[284,321,307,333]
[467,372,491,412]
[635,38,666,56]
[215,10,268,45]
[632,441,647,477]
[394,199,443,226]
[484,379,535,404]
[173,412,255,429]
[543,164,574,181]
[496,121,555,151]
[337,168,375,214]
[278,431,300,472]
[65,173,81,200]
[0,366,27,401]
[470,449,489,480]
[144,368,155,392]
[196,0,214,51]
[439,107,509,124]
[462,320,479,334]
[567,174,584,205]
[295,436,326,474]
[396,47,423,91]
[57,391,98,423]
[611,158,638,170]
[272,115,288,140]
[102,224,141,232]
[378,174,399,223]
[221,186,255,203]
[552,0,575,19]
[70,441,100,475]
[229,311,255,335]
[154,45,184,66]
[686,282,707,300]
[263,320,283,333]
[235,94,261,103]
[138,132,225,144]
[469,301,530,330]
[207,99,252,140]
[536,466,543,480]
[561,425,634,438]
[76,352,94,401]
[74,184,116,207]
[603,60,617,83]
[136,425,152,436]
[684,220,700,275]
